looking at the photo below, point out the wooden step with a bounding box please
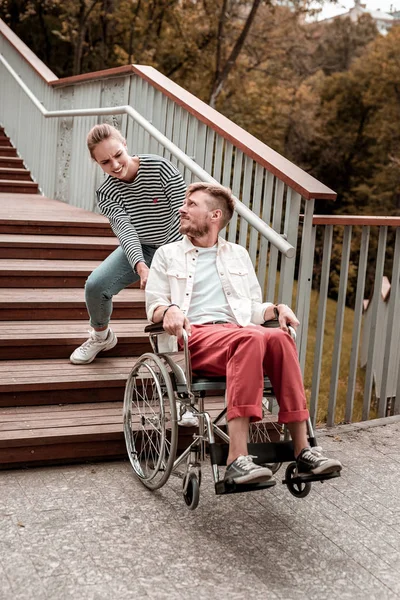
[0,319,151,359]
[0,193,113,236]
[0,258,101,287]
[0,137,12,147]
[0,146,18,157]
[0,402,126,467]
[0,356,225,408]
[0,287,146,320]
[0,357,136,407]
[0,180,39,193]
[0,167,32,181]
[0,157,24,169]
[0,233,119,259]
[0,397,233,467]
[0,258,139,287]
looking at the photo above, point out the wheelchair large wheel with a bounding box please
[248,397,283,474]
[123,353,178,490]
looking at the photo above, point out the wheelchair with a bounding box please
[123,323,340,510]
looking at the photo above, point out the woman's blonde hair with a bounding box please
[86,123,125,158]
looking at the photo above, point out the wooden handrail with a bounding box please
[0,20,57,83]
[1,18,336,202]
[53,64,337,202]
[311,215,400,226]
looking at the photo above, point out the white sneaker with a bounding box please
[70,329,117,364]
[176,403,199,427]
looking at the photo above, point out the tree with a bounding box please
[209,0,264,107]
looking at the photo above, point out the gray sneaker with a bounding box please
[296,446,342,475]
[224,455,273,484]
[70,329,117,364]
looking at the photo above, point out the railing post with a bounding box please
[345,226,370,422]
[396,355,400,415]
[278,190,301,305]
[310,225,333,426]
[362,226,388,420]
[266,179,285,301]
[327,225,352,427]
[378,227,400,417]
[296,199,315,373]
[257,171,274,293]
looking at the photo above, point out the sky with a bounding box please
[309,0,398,20]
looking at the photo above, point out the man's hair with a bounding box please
[87,123,125,159]
[187,182,235,228]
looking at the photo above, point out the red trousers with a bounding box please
[186,324,309,424]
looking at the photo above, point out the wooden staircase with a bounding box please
[0,127,152,468]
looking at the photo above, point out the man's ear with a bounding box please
[211,208,223,222]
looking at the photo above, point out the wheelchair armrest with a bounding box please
[261,319,280,328]
[262,319,297,341]
[144,322,165,334]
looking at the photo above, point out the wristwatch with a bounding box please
[261,305,280,328]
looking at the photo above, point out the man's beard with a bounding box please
[179,220,210,237]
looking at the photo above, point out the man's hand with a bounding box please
[152,305,192,339]
[162,305,192,339]
[263,304,300,334]
[136,262,149,290]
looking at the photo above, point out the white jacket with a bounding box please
[146,235,273,326]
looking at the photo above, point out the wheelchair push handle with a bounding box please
[144,321,193,395]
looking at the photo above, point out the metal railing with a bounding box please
[307,216,400,425]
[0,53,294,261]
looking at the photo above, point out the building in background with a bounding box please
[321,0,400,35]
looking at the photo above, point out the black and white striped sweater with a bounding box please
[96,154,186,269]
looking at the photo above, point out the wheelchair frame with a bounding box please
[123,324,340,510]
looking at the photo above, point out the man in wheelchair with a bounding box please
[145,182,342,486]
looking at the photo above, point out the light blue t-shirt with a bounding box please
[186,245,236,324]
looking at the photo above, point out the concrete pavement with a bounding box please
[1,417,400,600]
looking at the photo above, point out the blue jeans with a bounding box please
[85,244,158,329]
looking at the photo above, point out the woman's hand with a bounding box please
[136,262,150,290]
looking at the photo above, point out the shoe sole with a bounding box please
[229,470,273,485]
[299,462,342,476]
[312,463,342,475]
[69,337,118,365]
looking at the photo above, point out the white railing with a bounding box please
[0,52,293,260]
[307,216,400,425]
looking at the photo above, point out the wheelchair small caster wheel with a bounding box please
[183,472,200,510]
[285,462,311,498]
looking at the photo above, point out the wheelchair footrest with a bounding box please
[215,478,276,495]
[282,470,341,485]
